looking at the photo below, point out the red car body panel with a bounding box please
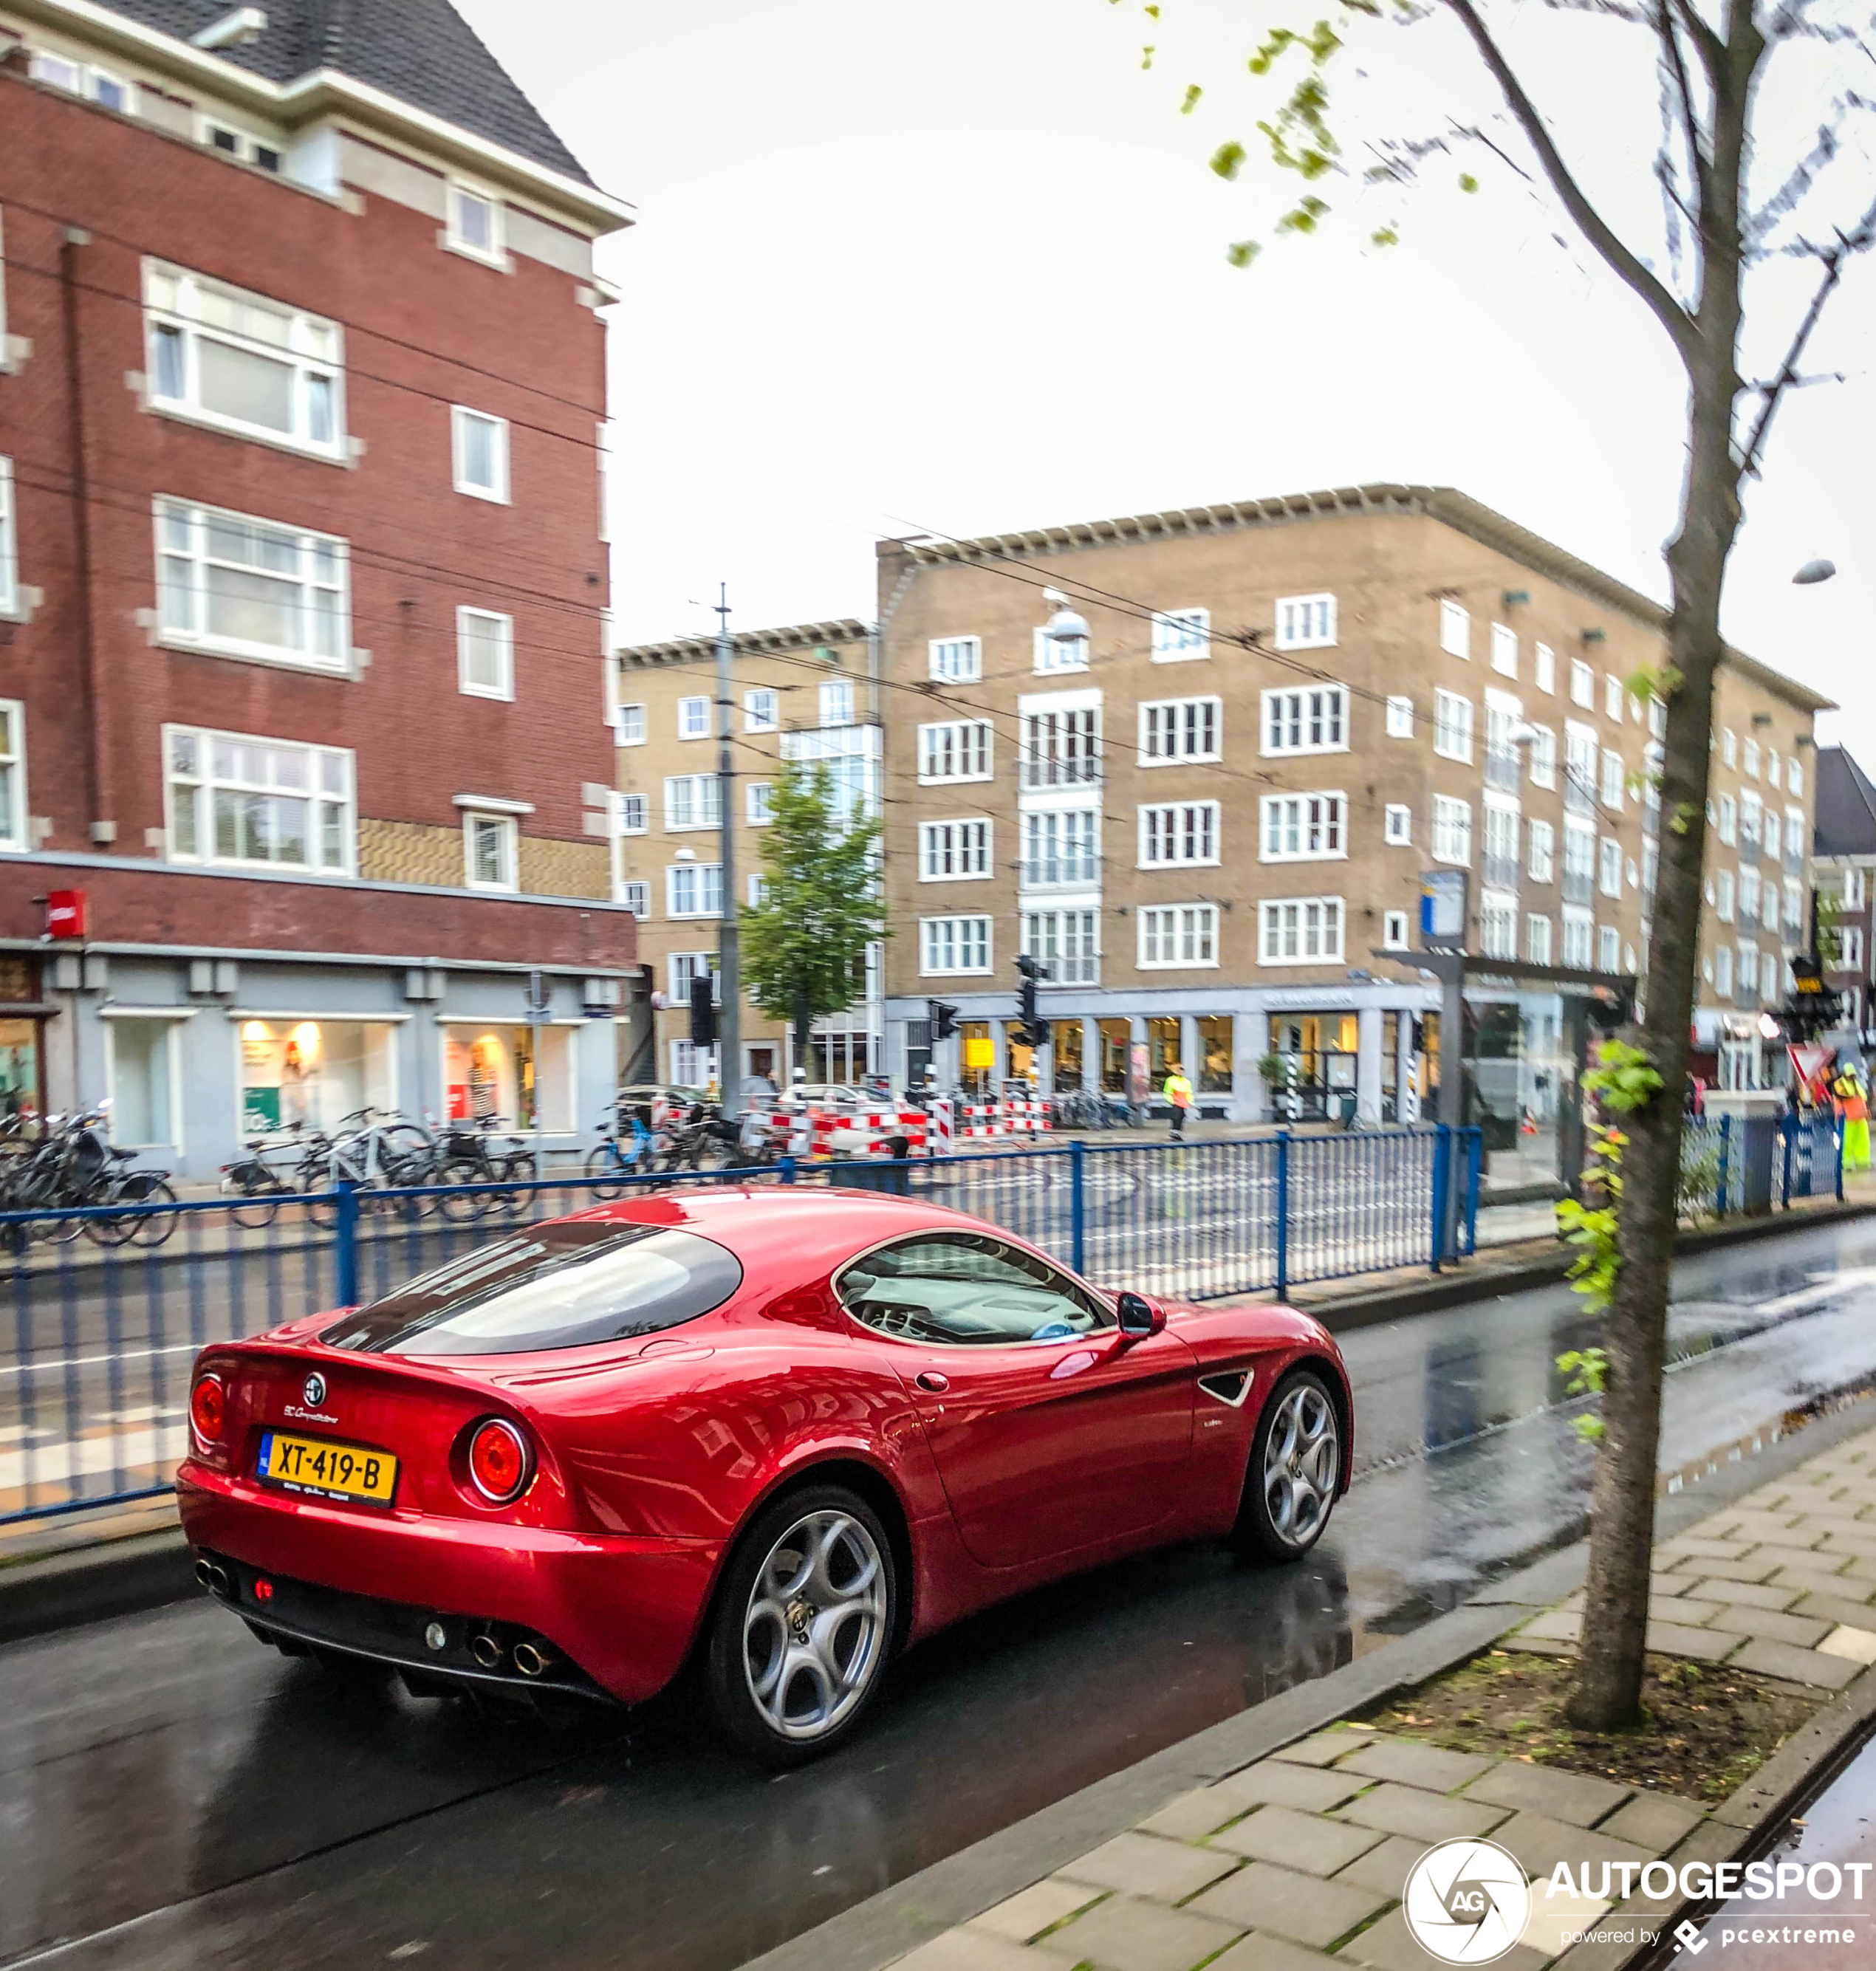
[177,1189,1352,1704]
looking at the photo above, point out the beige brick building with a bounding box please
[876,484,1828,1171]
[611,620,880,1090]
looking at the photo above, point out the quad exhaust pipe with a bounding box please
[468,1631,505,1670]
[194,1557,230,1596]
[512,1639,556,1679]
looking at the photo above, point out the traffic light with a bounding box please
[689,972,717,1046]
[1014,955,1049,1050]
[928,999,959,1041]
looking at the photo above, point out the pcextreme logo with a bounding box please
[1402,1840,1532,1964]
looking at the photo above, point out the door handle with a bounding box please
[915,1371,950,1394]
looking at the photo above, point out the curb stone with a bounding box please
[0,1526,193,1645]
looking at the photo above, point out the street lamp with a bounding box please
[1041,587,1091,647]
[1792,559,1837,586]
[1757,1012,1782,1041]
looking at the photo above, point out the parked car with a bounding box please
[177,1190,1353,1763]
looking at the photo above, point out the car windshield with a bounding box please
[320,1220,743,1355]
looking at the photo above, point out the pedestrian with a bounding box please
[1163,1061,1194,1139]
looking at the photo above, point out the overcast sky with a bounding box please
[459,0,1873,746]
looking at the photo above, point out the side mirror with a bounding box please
[1116,1291,1166,1340]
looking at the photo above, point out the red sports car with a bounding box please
[178,1188,1352,1763]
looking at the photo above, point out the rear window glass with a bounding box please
[320,1221,742,1356]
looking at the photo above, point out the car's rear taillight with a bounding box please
[190,1373,226,1446]
[466,1418,532,1504]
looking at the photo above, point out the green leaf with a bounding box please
[1180,83,1203,114]
[1370,225,1399,247]
[1225,239,1261,267]
[1210,140,1247,179]
[1141,44,1156,69]
[1459,171,1479,193]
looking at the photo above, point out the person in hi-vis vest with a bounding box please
[1163,1064,1194,1138]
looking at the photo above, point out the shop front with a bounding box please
[441,1022,577,1134]
[1268,1012,1359,1122]
[239,1018,400,1135]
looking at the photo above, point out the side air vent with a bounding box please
[1198,1370,1252,1408]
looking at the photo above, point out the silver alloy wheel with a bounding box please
[742,1508,889,1742]
[1262,1380,1339,1547]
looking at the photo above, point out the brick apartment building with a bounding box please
[1810,745,1876,1042]
[612,619,883,1090]
[877,484,1826,1176]
[0,0,637,1176]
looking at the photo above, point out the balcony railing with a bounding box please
[1021,859,1099,888]
[1483,749,1521,793]
[1483,853,1521,890]
[1562,869,1594,906]
[1564,778,1595,817]
[1785,842,1806,873]
[1050,953,1100,984]
[1736,834,1760,865]
[1020,757,1101,789]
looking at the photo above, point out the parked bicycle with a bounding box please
[0,1105,178,1248]
[434,1114,533,1220]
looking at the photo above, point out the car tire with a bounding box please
[1231,1368,1343,1561]
[704,1484,897,1767]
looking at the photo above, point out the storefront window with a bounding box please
[1197,1015,1233,1092]
[1050,1019,1084,1092]
[442,1024,574,1133]
[1004,1021,1036,1084]
[109,1018,178,1146]
[1147,1016,1182,1087]
[1271,1013,1358,1120]
[1098,1018,1130,1093]
[959,1020,993,1097]
[240,1019,394,1135]
[809,1030,869,1084]
[0,1017,41,1121]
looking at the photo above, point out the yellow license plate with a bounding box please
[258,1430,398,1505]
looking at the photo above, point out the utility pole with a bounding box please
[714,584,740,1103]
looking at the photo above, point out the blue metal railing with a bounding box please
[1682,1111,1844,1219]
[0,1128,1479,1526]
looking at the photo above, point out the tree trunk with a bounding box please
[792,990,812,1074]
[1564,281,1748,1730]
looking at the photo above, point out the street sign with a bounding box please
[1418,870,1467,946]
[45,890,86,939]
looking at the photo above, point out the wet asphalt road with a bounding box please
[7,1219,1876,1971]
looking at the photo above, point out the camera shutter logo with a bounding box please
[1402,1838,1531,1964]
[303,1373,327,1408]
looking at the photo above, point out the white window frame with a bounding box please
[1490,623,1517,677]
[1535,643,1555,694]
[0,457,15,617]
[1844,927,1866,971]
[1789,758,1804,798]
[1151,608,1211,662]
[929,636,982,682]
[1603,674,1623,721]
[678,696,711,741]
[819,677,855,725]
[1275,594,1335,651]
[615,702,646,746]
[1439,600,1470,659]
[143,260,344,460]
[1385,696,1413,738]
[918,719,993,784]
[1479,893,1518,961]
[0,698,27,849]
[1033,625,1090,675]
[1140,800,1222,868]
[1570,659,1595,708]
[1141,903,1222,969]
[1527,914,1553,965]
[1714,944,1733,997]
[1528,817,1555,883]
[1527,724,1557,789]
[1383,803,1411,846]
[1258,897,1344,967]
[451,405,510,504]
[617,792,648,834]
[663,774,721,832]
[1433,689,1474,763]
[163,723,355,877]
[445,179,507,266]
[617,880,649,917]
[1598,836,1622,898]
[1717,793,1737,846]
[746,782,773,826]
[1261,685,1348,758]
[1743,737,1761,778]
[198,114,281,171]
[1259,792,1346,863]
[1601,748,1625,810]
[742,688,778,732]
[920,915,993,976]
[920,817,993,880]
[456,606,513,701]
[1432,795,1471,866]
[1140,696,1221,764]
[1023,808,1100,885]
[1721,727,1737,767]
[1022,908,1100,985]
[666,862,724,919]
[1383,910,1409,950]
[1561,908,1594,970]
[1716,870,1735,922]
[462,810,519,892]
[1598,925,1622,973]
[154,497,349,674]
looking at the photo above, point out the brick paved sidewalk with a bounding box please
[885,1429,1876,1971]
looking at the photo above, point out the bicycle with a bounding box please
[585,1110,659,1198]
[437,1114,533,1219]
[307,1108,439,1222]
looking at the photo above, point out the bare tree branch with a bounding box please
[1657,0,1711,210]
[1441,0,1697,359]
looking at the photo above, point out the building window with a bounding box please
[1720,727,1737,767]
[664,774,721,830]
[743,688,778,731]
[0,700,24,847]
[1784,877,1804,928]
[1603,674,1623,721]
[678,696,711,739]
[1570,659,1594,707]
[447,181,504,262]
[929,636,982,682]
[616,702,646,745]
[1743,737,1761,778]
[1535,643,1555,694]
[456,607,513,699]
[1023,908,1100,984]
[165,725,354,874]
[617,880,649,916]
[1739,867,1761,921]
[746,782,773,825]
[1845,927,1866,971]
[1021,706,1100,787]
[1151,609,1210,661]
[1386,695,1413,738]
[1767,751,1781,790]
[1764,811,1781,861]
[1847,868,1866,909]
[1527,914,1553,965]
[1484,801,1519,878]
[920,818,991,879]
[1384,803,1411,845]
[1599,837,1622,897]
[1601,748,1625,809]
[1596,925,1620,972]
[921,916,991,974]
[1275,594,1335,651]
[1260,792,1345,861]
[1432,795,1471,865]
[1741,791,1763,846]
[1789,758,1804,798]
[1490,623,1517,677]
[1717,794,1736,845]
[667,863,724,917]
[155,498,349,672]
[919,719,993,782]
[819,677,854,725]
[1142,904,1221,967]
[1480,895,1517,960]
[199,116,281,170]
[749,873,770,909]
[1262,685,1348,756]
[617,792,648,834]
[1025,809,1100,884]
[1432,690,1474,763]
[1141,801,1220,867]
[463,811,518,891]
[451,407,510,503]
[1383,910,1408,950]
[668,951,716,1001]
[669,1039,718,1089]
[1527,724,1557,789]
[1528,817,1555,883]
[1643,840,1659,897]
[33,49,139,115]
[1716,869,1735,921]
[1439,600,1470,659]
[144,262,342,457]
[1713,944,1733,996]
[1140,696,1220,763]
[0,457,14,616]
[1762,880,1781,931]
[107,1019,179,1148]
[1561,911,1593,969]
[1259,897,1343,965]
[1033,624,1089,674]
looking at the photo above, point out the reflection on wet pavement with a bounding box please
[7,1218,1876,1970]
